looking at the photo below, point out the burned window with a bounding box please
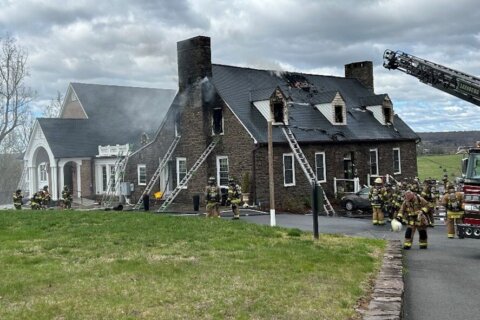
[273,102,284,123]
[334,105,344,123]
[383,107,392,124]
[212,108,223,134]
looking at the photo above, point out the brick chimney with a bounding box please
[345,61,374,92]
[177,36,212,91]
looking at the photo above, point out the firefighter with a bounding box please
[441,183,464,239]
[30,191,42,210]
[13,189,23,210]
[369,177,386,225]
[42,185,51,208]
[62,185,73,209]
[441,174,449,194]
[420,180,436,228]
[396,190,430,249]
[204,176,220,218]
[227,177,242,220]
[383,182,395,222]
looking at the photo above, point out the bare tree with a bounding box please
[43,91,63,118]
[0,35,33,147]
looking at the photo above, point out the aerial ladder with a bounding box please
[383,49,480,106]
[157,136,220,212]
[133,135,181,210]
[282,126,335,216]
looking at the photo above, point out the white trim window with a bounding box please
[176,157,187,189]
[137,164,147,185]
[393,148,401,174]
[369,148,379,176]
[38,162,48,186]
[315,152,326,182]
[216,156,229,186]
[283,153,296,186]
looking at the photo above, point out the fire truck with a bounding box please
[383,49,480,239]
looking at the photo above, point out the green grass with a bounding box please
[0,210,385,320]
[417,153,464,181]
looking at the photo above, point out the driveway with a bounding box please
[239,212,480,320]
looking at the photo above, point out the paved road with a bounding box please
[238,212,480,320]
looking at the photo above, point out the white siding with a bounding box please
[253,100,270,121]
[366,105,385,125]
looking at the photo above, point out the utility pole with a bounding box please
[268,118,276,226]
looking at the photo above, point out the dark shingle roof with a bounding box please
[211,64,418,143]
[39,83,176,158]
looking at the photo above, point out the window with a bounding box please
[283,153,295,186]
[138,164,147,185]
[217,156,229,186]
[315,152,326,182]
[393,148,401,174]
[383,107,392,124]
[212,108,224,135]
[370,149,379,176]
[273,102,284,123]
[334,105,344,123]
[39,163,48,183]
[176,158,187,188]
[102,165,107,192]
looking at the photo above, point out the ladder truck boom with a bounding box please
[383,49,480,106]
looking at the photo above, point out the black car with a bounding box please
[340,186,371,212]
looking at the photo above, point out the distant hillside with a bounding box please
[417,131,480,154]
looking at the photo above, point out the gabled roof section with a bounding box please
[359,94,390,107]
[38,83,177,158]
[211,64,418,143]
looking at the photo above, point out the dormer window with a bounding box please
[383,106,393,124]
[273,102,285,123]
[334,105,344,123]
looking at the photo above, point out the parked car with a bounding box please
[340,186,372,212]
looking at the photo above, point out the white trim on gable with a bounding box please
[315,92,347,125]
[59,84,88,119]
[253,100,270,121]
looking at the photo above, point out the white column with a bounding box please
[28,166,36,196]
[59,163,65,196]
[50,165,58,200]
[76,162,82,198]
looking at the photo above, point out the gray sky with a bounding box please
[1,0,479,132]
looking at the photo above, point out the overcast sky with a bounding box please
[1,0,479,132]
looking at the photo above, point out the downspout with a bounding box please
[56,158,59,201]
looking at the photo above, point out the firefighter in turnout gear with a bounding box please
[13,189,23,210]
[369,177,386,225]
[441,183,464,238]
[420,179,437,228]
[62,185,73,209]
[397,190,430,249]
[42,185,51,208]
[227,178,242,220]
[30,191,42,210]
[204,176,220,218]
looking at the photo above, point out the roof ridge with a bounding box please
[71,82,176,91]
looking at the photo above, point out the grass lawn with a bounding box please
[417,153,464,181]
[0,210,385,320]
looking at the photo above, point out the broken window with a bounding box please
[334,105,344,123]
[383,107,392,124]
[212,108,223,135]
[273,102,284,123]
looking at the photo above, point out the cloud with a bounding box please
[1,0,479,132]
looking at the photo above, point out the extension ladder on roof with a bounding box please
[157,137,220,212]
[102,152,130,208]
[133,135,181,210]
[282,126,335,216]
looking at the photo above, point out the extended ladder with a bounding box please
[158,137,220,212]
[102,152,130,208]
[133,135,181,210]
[282,126,335,216]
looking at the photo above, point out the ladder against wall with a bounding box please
[133,135,181,210]
[101,151,130,208]
[282,126,335,216]
[157,137,220,213]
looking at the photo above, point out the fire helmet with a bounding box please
[374,177,383,184]
[391,219,402,232]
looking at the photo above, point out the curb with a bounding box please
[362,240,404,320]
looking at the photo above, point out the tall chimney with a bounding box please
[345,61,374,92]
[177,36,212,91]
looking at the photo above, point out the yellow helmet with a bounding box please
[374,177,383,184]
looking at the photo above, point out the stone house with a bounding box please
[22,83,176,200]
[124,36,419,212]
